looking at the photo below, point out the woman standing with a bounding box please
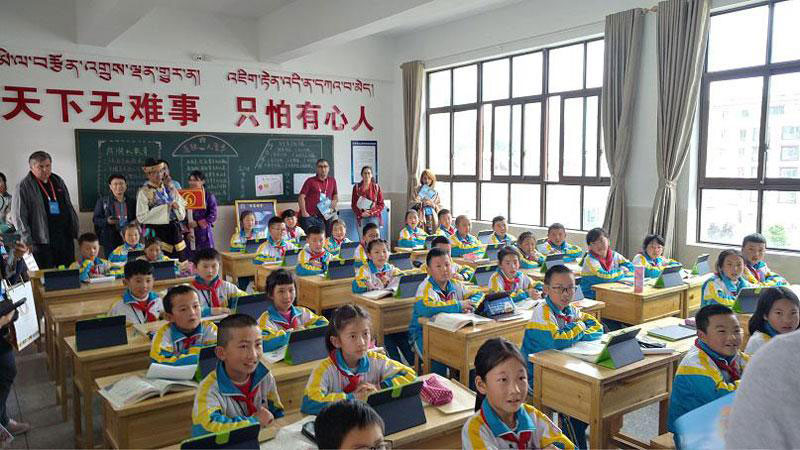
[409,169,441,234]
[186,170,218,253]
[92,174,138,257]
[351,166,385,237]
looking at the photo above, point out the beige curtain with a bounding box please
[401,61,425,204]
[649,0,711,256]
[601,8,645,256]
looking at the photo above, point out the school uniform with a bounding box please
[282,225,306,246]
[69,256,110,282]
[397,225,428,248]
[192,360,284,437]
[536,240,584,263]
[352,261,402,293]
[108,242,145,277]
[515,246,544,269]
[300,349,417,415]
[700,274,753,308]
[258,304,328,352]
[744,329,773,356]
[631,253,681,279]
[295,246,332,276]
[150,320,217,366]
[354,243,369,268]
[580,250,634,299]
[487,269,541,303]
[191,276,245,316]
[435,224,456,238]
[667,340,749,432]
[463,400,574,450]
[252,236,297,265]
[108,290,163,325]
[449,232,485,259]
[488,233,515,246]
[324,236,352,258]
[743,260,787,287]
[419,260,474,282]
[229,229,267,253]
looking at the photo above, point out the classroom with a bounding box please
[0,0,798,448]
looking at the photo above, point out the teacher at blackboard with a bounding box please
[298,159,338,236]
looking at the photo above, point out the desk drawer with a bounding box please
[602,364,670,417]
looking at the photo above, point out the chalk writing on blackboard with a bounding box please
[256,138,325,195]
[173,135,238,200]
[96,139,161,197]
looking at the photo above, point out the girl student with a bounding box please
[229,210,266,252]
[258,269,328,352]
[701,249,754,308]
[631,234,680,278]
[746,286,800,355]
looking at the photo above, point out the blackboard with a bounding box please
[74,129,334,211]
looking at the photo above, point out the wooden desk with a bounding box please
[352,294,417,346]
[682,275,712,318]
[268,359,319,414]
[254,263,294,292]
[524,263,582,282]
[592,282,685,324]
[295,275,355,314]
[530,317,689,449]
[65,330,152,448]
[220,251,256,285]
[452,255,492,270]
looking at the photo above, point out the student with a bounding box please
[580,228,633,299]
[409,248,483,374]
[488,216,515,245]
[281,209,305,245]
[70,232,110,282]
[521,265,602,448]
[741,233,787,286]
[192,314,284,437]
[536,223,583,263]
[435,209,455,237]
[352,240,402,294]
[419,236,474,282]
[668,304,748,433]
[150,285,217,366]
[229,210,266,252]
[301,304,416,415]
[258,269,328,352]
[463,338,573,450]
[631,234,680,279]
[296,226,332,276]
[108,223,144,277]
[314,400,387,450]
[325,219,352,258]
[108,259,162,324]
[515,231,544,269]
[253,216,297,265]
[745,286,800,355]
[139,236,187,276]
[397,210,428,248]
[701,250,754,308]
[192,248,243,317]
[354,223,380,268]
[449,215,484,259]
[487,246,542,302]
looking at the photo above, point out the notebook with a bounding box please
[646,324,697,342]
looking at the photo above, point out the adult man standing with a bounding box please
[298,159,338,235]
[11,151,79,269]
[136,158,187,261]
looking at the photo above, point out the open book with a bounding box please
[360,288,397,300]
[429,313,492,332]
[146,362,197,381]
[558,340,605,362]
[99,375,196,409]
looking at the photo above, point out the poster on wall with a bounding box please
[351,140,377,184]
[255,174,283,197]
[233,199,277,231]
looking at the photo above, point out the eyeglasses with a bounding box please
[549,285,577,295]
[356,440,393,450]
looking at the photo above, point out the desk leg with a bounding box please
[459,360,469,387]
[422,325,430,375]
[84,388,94,449]
[659,398,669,435]
[72,377,82,448]
[58,336,68,421]
[532,366,543,409]
[589,389,604,449]
[374,313,384,347]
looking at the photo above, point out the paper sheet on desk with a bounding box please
[263,346,287,364]
[87,275,116,284]
[262,416,315,450]
[146,362,197,381]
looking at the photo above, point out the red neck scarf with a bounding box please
[747,265,763,282]
[286,226,298,238]
[176,333,200,353]
[375,269,391,287]
[695,339,741,382]
[592,249,614,272]
[329,351,362,393]
[275,309,301,330]
[193,277,223,308]
[309,250,326,261]
[131,300,157,322]
[479,409,531,450]
[501,271,520,292]
[232,376,259,415]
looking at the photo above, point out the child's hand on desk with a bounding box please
[528,288,542,299]
[310,260,323,268]
[257,406,274,427]
[353,383,378,401]
[211,307,231,316]
[460,301,474,313]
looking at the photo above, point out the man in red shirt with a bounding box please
[298,159,338,235]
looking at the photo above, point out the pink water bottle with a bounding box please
[634,266,644,293]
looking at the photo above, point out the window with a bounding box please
[698,0,800,250]
[425,38,608,231]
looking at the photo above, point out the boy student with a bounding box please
[580,227,633,299]
[354,223,380,268]
[668,304,748,433]
[741,233,787,286]
[258,269,328,352]
[536,223,583,263]
[435,209,455,237]
[397,209,428,248]
[314,400,387,450]
[109,260,163,324]
[448,215,485,259]
[192,314,284,437]
[515,231,545,269]
[253,216,297,265]
[521,265,602,448]
[488,216,515,245]
[325,219,352,258]
[70,232,110,282]
[631,234,680,279]
[487,246,542,302]
[296,225,332,276]
[192,248,244,317]
[281,209,305,245]
[150,285,217,366]
[420,236,474,282]
[108,222,144,277]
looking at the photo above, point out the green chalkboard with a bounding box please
[74,129,334,211]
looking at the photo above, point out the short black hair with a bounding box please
[316,158,329,166]
[367,239,389,253]
[426,247,448,266]
[193,247,220,265]
[0,172,6,185]
[586,227,607,245]
[162,284,195,313]
[431,235,450,247]
[491,216,506,226]
[326,304,370,352]
[239,209,256,223]
[715,249,744,275]
[121,222,140,234]
[315,400,384,450]
[306,225,324,237]
[749,286,800,336]
[642,234,665,253]
[517,231,535,245]
[362,222,379,236]
[28,151,52,164]
[78,232,99,245]
[544,264,573,284]
[265,269,296,300]
[437,209,451,220]
[497,246,520,264]
[281,209,297,219]
[548,223,566,233]
[107,173,126,185]
[695,303,735,333]
[455,215,469,226]
[331,219,345,229]
[217,313,259,348]
[188,170,205,181]
[143,236,161,249]
[124,259,153,279]
[742,233,767,247]
[267,216,283,228]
